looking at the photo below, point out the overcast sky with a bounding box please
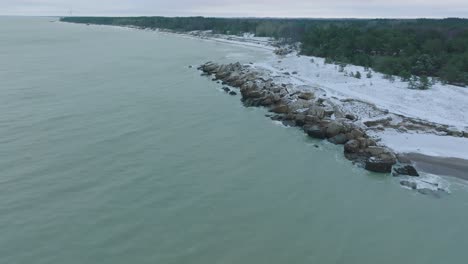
[1,0,467,18]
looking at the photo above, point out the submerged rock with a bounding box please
[400,180,418,190]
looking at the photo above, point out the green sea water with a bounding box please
[1,17,468,264]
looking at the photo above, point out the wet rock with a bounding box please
[365,158,395,173]
[304,124,326,139]
[222,87,231,93]
[270,115,283,121]
[328,134,348,145]
[392,165,419,177]
[229,91,237,96]
[282,120,296,127]
[294,114,306,127]
[344,140,360,153]
[365,150,397,173]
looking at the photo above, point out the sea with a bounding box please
[1,16,468,264]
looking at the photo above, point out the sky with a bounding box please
[1,0,468,18]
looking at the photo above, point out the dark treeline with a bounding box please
[61,16,468,87]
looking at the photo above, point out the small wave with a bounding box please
[400,172,451,193]
[272,120,287,127]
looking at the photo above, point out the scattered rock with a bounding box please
[364,117,392,127]
[229,91,237,96]
[222,87,231,93]
[345,114,356,121]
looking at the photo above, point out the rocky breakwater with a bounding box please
[198,61,414,175]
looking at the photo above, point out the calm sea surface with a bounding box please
[1,17,468,264]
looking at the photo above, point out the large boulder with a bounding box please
[202,62,219,73]
[307,105,326,119]
[365,157,396,173]
[304,124,326,139]
[344,140,360,153]
[304,115,320,124]
[294,114,306,126]
[364,148,397,173]
[328,134,348,145]
[392,165,419,177]
[325,121,345,138]
[241,88,263,99]
[358,137,377,149]
[346,129,365,140]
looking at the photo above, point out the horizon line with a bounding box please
[3,15,468,20]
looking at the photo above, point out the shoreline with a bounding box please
[62,21,468,194]
[399,153,468,181]
[197,61,452,196]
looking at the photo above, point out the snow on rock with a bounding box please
[255,54,468,130]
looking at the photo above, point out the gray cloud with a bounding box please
[0,0,467,18]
